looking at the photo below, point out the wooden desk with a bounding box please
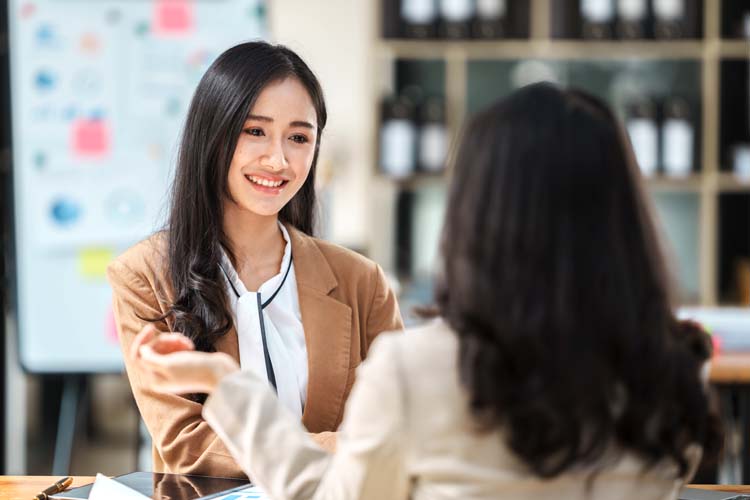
[695,484,750,493]
[709,353,750,483]
[2,477,750,499]
[711,353,750,384]
[0,476,94,500]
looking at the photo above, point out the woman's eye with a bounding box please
[290,134,308,144]
[244,128,264,137]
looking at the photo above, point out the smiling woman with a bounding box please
[105,42,403,479]
[226,78,318,220]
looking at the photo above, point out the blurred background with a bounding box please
[1,0,749,484]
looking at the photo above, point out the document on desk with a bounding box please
[88,473,149,499]
[208,485,270,500]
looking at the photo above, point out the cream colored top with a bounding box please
[203,319,695,500]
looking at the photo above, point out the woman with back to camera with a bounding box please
[130,82,721,499]
[106,41,403,478]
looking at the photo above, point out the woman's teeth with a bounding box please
[247,175,284,188]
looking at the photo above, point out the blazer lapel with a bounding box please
[287,225,353,433]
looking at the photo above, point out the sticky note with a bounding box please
[50,198,82,226]
[72,118,110,158]
[35,70,56,91]
[20,3,36,20]
[78,248,114,280]
[106,306,118,344]
[79,33,101,54]
[153,0,193,36]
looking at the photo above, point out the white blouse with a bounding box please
[219,223,308,419]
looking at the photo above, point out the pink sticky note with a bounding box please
[71,118,109,158]
[20,2,36,19]
[153,0,193,37]
[106,306,118,344]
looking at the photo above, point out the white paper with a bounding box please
[627,118,658,176]
[210,485,271,500]
[618,0,647,21]
[653,0,685,21]
[440,0,474,22]
[581,0,615,23]
[380,119,416,178]
[419,123,447,172]
[401,0,437,24]
[477,0,506,19]
[662,118,693,177]
[88,473,149,500]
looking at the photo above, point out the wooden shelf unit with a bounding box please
[368,0,750,308]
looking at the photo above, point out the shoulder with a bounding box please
[106,231,169,292]
[310,237,380,279]
[360,321,461,426]
[287,225,386,290]
[371,320,458,377]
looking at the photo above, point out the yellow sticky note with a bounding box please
[79,248,114,280]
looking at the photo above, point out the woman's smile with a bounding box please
[245,173,290,195]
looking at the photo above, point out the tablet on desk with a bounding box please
[679,487,750,500]
[50,471,250,500]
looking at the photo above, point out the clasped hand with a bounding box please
[130,324,240,395]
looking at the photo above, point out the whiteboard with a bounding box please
[8,0,268,373]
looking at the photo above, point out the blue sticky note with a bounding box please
[51,198,82,226]
[35,70,56,91]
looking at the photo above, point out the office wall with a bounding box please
[269,0,376,252]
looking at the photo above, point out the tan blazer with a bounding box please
[106,225,403,478]
[203,320,698,500]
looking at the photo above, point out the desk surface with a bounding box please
[0,476,95,500]
[711,353,750,384]
[1,477,750,499]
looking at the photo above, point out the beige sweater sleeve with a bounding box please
[107,259,247,478]
[203,333,410,500]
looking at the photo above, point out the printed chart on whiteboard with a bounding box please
[8,0,268,372]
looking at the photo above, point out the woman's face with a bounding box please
[226,77,318,218]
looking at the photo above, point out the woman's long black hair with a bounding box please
[436,83,721,478]
[158,42,327,364]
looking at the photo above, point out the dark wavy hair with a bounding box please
[436,83,721,478]
[156,42,327,366]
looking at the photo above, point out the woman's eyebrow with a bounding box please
[247,114,315,129]
[290,120,314,129]
[247,114,273,122]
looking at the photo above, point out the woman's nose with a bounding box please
[261,138,287,170]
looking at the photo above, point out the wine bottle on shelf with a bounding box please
[616,0,649,39]
[418,96,448,173]
[580,0,615,39]
[379,96,417,179]
[472,0,507,39]
[652,0,688,39]
[439,0,475,39]
[661,96,694,178]
[732,144,750,179]
[383,0,402,38]
[401,0,438,38]
[625,97,659,176]
[395,189,414,277]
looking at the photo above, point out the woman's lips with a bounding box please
[245,174,289,194]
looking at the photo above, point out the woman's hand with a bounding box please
[130,324,240,395]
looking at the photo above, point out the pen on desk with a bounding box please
[33,476,73,500]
